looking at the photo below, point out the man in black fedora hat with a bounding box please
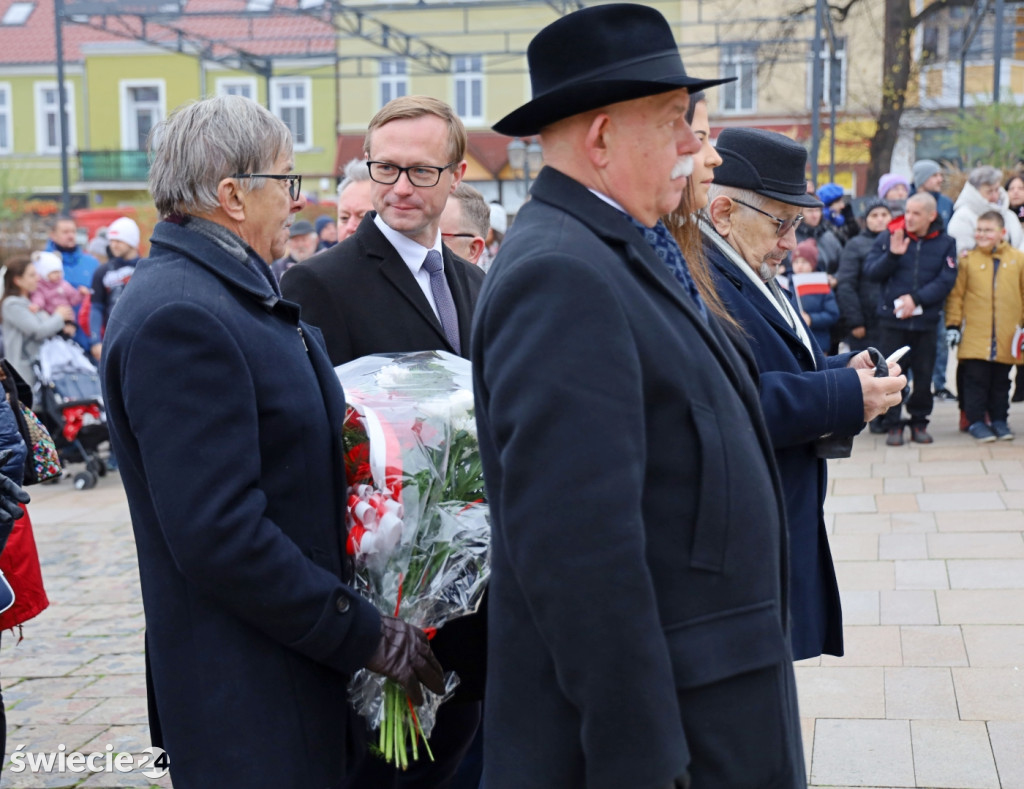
[701,127,907,662]
[475,5,806,788]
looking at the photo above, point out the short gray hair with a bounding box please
[968,165,1003,188]
[148,94,293,218]
[448,183,490,238]
[706,184,768,211]
[337,157,371,197]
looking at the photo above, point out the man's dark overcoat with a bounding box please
[472,167,804,789]
[102,217,382,788]
[706,236,864,660]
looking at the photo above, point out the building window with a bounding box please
[120,80,165,151]
[271,77,312,150]
[246,0,273,10]
[720,45,757,115]
[1,2,34,25]
[379,58,408,108]
[216,77,257,101]
[34,81,75,155]
[0,83,11,154]
[807,38,847,108]
[454,56,483,125]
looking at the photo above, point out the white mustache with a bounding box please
[671,156,695,180]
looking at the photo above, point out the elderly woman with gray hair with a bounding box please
[947,165,1024,254]
[100,95,444,789]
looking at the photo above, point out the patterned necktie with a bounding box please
[626,216,708,322]
[422,249,462,354]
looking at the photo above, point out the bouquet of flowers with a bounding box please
[336,351,489,769]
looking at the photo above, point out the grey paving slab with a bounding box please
[927,532,1024,559]
[899,626,969,667]
[880,591,938,626]
[952,667,1024,721]
[810,719,915,788]
[879,533,929,560]
[947,559,1024,589]
[911,720,1000,789]
[917,491,1008,512]
[937,590,1024,625]
[961,625,1024,667]
[988,722,1024,789]
[894,559,950,590]
[883,667,958,720]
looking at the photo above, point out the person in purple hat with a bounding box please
[474,5,807,788]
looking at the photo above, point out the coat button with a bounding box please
[336,597,350,614]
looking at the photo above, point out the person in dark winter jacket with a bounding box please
[796,203,845,274]
[836,199,893,353]
[864,192,958,445]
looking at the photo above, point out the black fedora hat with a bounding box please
[493,4,734,137]
[713,128,823,208]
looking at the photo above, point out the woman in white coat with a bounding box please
[948,165,1024,254]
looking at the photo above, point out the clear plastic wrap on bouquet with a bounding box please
[335,351,489,764]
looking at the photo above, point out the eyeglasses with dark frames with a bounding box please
[366,161,457,188]
[441,232,476,239]
[731,198,803,238]
[232,173,302,201]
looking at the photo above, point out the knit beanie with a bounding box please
[816,183,844,207]
[877,173,910,199]
[31,250,64,279]
[794,239,819,268]
[108,217,141,249]
[860,197,891,220]
[315,215,333,235]
[912,160,942,190]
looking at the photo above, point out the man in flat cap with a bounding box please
[702,128,906,661]
[473,5,806,787]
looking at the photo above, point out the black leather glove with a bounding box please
[0,464,29,528]
[946,327,962,347]
[365,615,446,706]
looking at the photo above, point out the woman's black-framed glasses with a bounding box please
[732,198,803,238]
[232,173,303,201]
[366,161,457,188]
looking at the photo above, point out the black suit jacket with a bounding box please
[281,212,487,701]
[280,213,485,366]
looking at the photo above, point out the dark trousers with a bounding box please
[344,700,482,789]
[879,325,938,429]
[960,359,1012,425]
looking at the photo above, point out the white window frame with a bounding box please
[216,77,258,101]
[120,79,166,151]
[807,38,847,109]
[270,76,313,151]
[379,58,408,108]
[1,2,34,25]
[0,82,11,154]
[454,55,483,126]
[719,46,757,115]
[34,81,76,155]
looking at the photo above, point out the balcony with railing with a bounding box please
[77,150,150,186]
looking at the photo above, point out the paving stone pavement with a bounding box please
[1,398,1022,787]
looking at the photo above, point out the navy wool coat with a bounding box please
[706,235,864,660]
[472,167,802,789]
[102,217,382,788]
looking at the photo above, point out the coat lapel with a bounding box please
[361,218,453,352]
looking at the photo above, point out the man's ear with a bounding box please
[708,196,733,236]
[450,160,467,192]
[217,177,246,223]
[468,236,486,263]
[583,112,612,170]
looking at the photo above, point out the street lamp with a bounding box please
[506,138,544,199]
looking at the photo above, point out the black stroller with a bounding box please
[33,337,110,490]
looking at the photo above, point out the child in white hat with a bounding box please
[29,250,87,316]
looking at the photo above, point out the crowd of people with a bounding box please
[5,3,1024,786]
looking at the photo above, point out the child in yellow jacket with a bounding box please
[946,210,1024,441]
